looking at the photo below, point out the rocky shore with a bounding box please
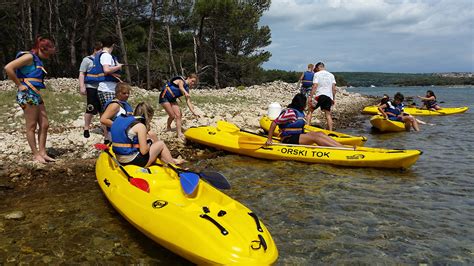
[0,78,376,169]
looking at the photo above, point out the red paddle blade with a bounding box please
[130,178,150,193]
[94,143,109,151]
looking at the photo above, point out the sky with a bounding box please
[259,0,474,73]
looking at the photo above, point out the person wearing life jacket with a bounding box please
[79,41,103,138]
[86,36,123,114]
[111,102,185,167]
[378,92,420,131]
[266,94,344,147]
[4,36,56,163]
[159,73,200,140]
[417,90,441,110]
[298,64,314,98]
[100,83,134,143]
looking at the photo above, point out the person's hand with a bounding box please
[265,139,273,146]
[332,99,335,106]
[17,84,28,92]
[117,63,124,69]
[79,86,86,95]
[184,92,190,98]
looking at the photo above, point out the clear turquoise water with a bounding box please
[207,86,474,264]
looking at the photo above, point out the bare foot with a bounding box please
[165,127,176,132]
[173,158,187,165]
[42,154,56,162]
[33,154,47,164]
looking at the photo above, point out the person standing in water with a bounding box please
[159,74,200,140]
[4,37,56,163]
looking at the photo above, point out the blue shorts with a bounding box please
[388,116,402,122]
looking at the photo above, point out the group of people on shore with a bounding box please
[5,36,198,165]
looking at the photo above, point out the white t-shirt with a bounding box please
[98,52,118,93]
[313,70,336,100]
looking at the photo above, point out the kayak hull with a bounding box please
[96,152,278,265]
[370,115,406,132]
[362,106,468,116]
[185,122,421,169]
[259,116,367,146]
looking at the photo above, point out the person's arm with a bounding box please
[101,53,123,75]
[78,72,87,95]
[103,64,123,75]
[378,103,388,119]
[266,121,277,145]
[308,83,318,111]
[332,83,337,105]
[4,53,34,91]
[133,124,150,155]
[100,103,120,127]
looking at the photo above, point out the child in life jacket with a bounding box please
[378,92,420,131]
[266,94,344,147]
[417,90,441,110]
[111,102,185,167]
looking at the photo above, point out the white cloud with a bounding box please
[260,0,474,72]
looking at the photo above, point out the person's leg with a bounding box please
[401,117,412,131]
[409,116,420,131]
[323,109,333,131]
[23,105,45,163]
[161,102,176,131]
[146,140,184,167]
[300,132,343,147]
[37,104,55,162]
[84,113,93,137]
[170,103,183,138]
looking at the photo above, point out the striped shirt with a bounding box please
[274,109,299,125]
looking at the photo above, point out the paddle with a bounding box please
[238,136,355,151]
[216,120,282,140]
[94,143,150,193]
[155,162,231,192]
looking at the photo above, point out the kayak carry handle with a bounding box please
[248,212,264,232]
[200,214,228,236]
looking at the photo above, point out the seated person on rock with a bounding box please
[266,94,344,147]
[111,102,184,167]
[378,92,420,131]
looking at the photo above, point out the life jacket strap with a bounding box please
[19,78,42,94]
[161,84,176,99]
[112,143,140,148]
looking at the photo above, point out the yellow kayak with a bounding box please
[370,115,406,132]
[96,150,278,265]
[184,121,422,169]
[259,116,367,146]
[362,105,468,116]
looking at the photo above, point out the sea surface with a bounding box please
[1,86,473,264]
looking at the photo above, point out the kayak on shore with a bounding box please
[361,106,469,116]
[370,115,406,132]
[259,115,367,146]
[184,121,422,169]
[95,148,279,265]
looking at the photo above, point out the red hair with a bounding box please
[31,36,56,55]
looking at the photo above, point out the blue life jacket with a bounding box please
[160,76,189,100]
[384,101,404,118]
[15,51,47,95]
[111,115,143,155]
[84,51,121,84]
[278,108,306,137]
[424,98,437,108]
[103,99,134,130]
[301,71,314,88]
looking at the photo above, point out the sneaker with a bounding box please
[83,130,90,138]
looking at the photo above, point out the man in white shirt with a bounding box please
[97,36,123,112]
[306,62,337,131]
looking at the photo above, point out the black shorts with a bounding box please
[312,94,333,111]
[123,152,150,167]
[159,95,177,104]
[86,88,101,115]
[281,134,300,144]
